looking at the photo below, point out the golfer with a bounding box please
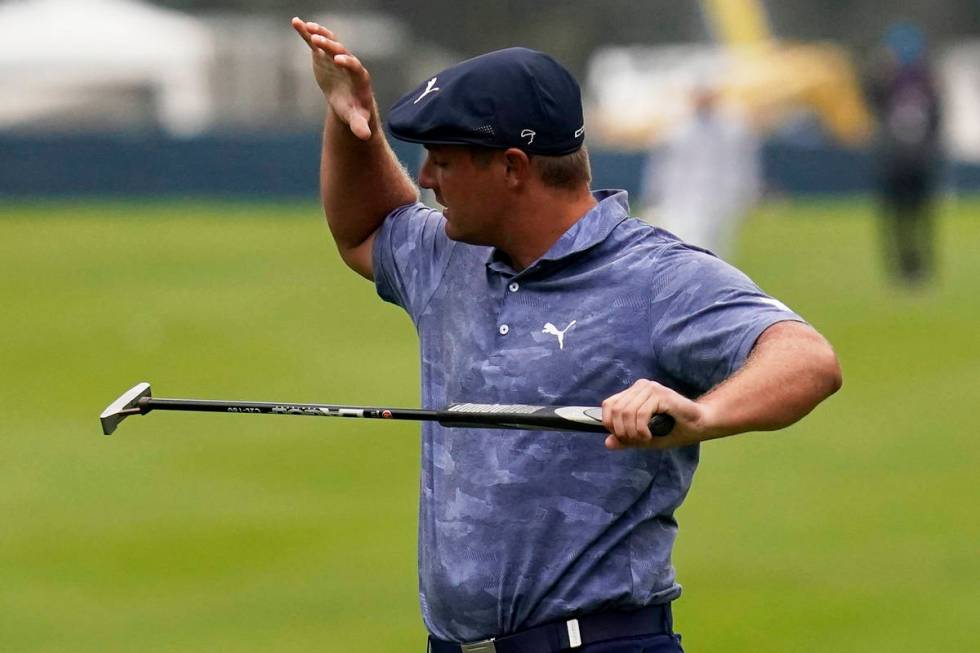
[292,18,842,653]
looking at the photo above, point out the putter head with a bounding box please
[100,382,152,435]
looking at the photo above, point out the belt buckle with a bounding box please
[460,638,496,653]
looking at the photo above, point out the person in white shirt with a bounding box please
[641,87,761,261]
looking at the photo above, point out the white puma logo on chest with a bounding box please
[542,320,576,350]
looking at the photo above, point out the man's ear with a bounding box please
[502,148,532,189]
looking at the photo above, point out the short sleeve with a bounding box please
[651,244,805,395]
[372,202,456,319]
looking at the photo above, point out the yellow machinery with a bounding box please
[702,0,872,145]
[589,0,873,147]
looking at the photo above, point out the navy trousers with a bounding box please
[425,632,684,653]
[576,632,684,652]
[426,605,683,653]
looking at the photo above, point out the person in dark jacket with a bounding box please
[869,22,943,286]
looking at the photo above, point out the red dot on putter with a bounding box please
[382,410,392,419]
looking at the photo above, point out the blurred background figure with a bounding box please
[868,22,943,287]
[640,85,761,260]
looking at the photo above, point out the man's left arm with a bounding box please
[602,321,842,449]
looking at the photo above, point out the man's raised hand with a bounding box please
[291,17,374,140]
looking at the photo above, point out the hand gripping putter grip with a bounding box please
[100,382,676,438]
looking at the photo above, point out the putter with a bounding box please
[100,382,675,437]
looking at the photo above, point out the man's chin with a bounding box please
[443,222,491,247]
[443,222,466,242]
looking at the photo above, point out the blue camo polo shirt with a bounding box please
[372,189,802,642]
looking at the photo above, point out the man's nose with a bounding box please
[418,155,435,190]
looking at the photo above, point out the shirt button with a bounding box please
[498,324,510,335]
[508,282,519,292]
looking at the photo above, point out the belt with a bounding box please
[427,603,672,653]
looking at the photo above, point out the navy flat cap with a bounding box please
[386,47,585,155]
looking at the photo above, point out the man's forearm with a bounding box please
[697,321,843,440]
[320,103,418,251]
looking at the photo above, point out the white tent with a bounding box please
[0,0,215,134]
[941,42,980,163]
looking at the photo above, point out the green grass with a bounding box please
[1,197,977,652]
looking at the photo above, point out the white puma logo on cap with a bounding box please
[521,129,536,145]
[414,77,440,104]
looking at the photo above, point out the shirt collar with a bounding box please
[486,189,631,275]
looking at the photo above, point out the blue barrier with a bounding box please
[0,133,975,197]
[0,133,422,198]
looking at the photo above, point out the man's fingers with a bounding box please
[304,21,336,40]
[601,394,624,438]
[601,380,677,449]
[600,390,626,434]
[605,382,646,439]
[293,18,340,51]
[312,34,348,58]
[634,395,662,438]
[604,434,624,451]
[347,110,372,140]
[607,392,642,445]
[333,53,370,83]
[292,18,374,141]
[291,17,314,47]
[620,386,658,441]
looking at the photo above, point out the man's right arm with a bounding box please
[292,18,419,280]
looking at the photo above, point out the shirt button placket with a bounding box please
[499,279,518,337]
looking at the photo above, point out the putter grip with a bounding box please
[649,414,675,437]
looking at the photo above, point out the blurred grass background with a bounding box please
[0,198,977,652]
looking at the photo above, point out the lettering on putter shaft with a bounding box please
[227,407,261,413]
[270,405,365,417]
